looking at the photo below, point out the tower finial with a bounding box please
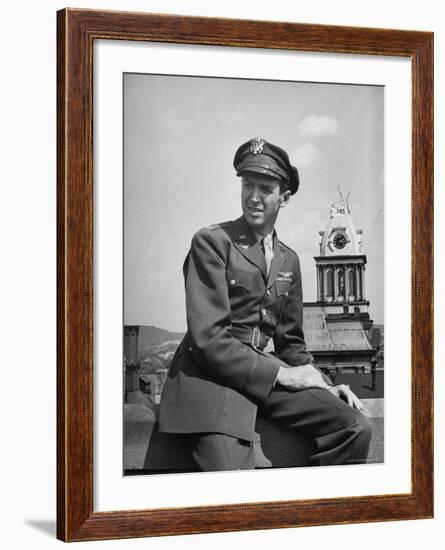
[345,192,351,214]
[337,185,345,204]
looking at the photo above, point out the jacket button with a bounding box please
[266,289,271,296]
[230,279,236,285]
[262,308,267,316]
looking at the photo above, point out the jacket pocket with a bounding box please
[275,280,291,297]
[273,280,292,323]
[226,268,253,292]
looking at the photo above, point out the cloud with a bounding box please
[298,115,339,138]
[290,142,320,167]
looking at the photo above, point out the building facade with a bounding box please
[303,191,382,394]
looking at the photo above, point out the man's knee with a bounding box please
[336,405,372,440]
[351,411,372,443]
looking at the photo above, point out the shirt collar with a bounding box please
[253,228,276,244]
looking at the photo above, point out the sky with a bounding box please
[124,73,384,331]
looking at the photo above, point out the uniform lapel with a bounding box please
[232,217,267,280]
[267,234,286,288]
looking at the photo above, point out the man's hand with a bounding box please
[275,364,331,391]
[329,384,366,411]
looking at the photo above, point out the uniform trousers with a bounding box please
[190,387,373,471]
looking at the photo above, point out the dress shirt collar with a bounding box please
[253,228,276,244]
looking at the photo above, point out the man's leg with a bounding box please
[260,388,372,466]
[190,432,255,472]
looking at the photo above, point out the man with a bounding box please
[158,137,372,471]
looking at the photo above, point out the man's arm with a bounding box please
[274,364,331,391]
[273,253,334,388]
[272,254,367,409]
[184,227,281,402]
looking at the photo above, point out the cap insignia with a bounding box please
[250,137,265,155]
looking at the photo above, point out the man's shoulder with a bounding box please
[277,238,299,258]
[277,238,301,271]
[203,220,234,232]
[193,220,235,241]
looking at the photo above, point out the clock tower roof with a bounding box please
[319,188,363,257]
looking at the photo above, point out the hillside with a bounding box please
[130,325,185,374]
[137,325,184,348]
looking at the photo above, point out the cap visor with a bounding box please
[237,165,283,180]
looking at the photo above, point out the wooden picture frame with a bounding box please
[57,8,433,542]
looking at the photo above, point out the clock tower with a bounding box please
[302,189,382,393]
[315,189,367,309]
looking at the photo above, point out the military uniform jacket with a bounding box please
[158,216,324,442]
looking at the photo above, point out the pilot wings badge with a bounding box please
[277,271,293,282]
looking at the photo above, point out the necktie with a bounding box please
[262,234,274,275]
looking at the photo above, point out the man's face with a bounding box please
[241,172,291,235]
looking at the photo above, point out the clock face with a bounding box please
[333,232,347,249]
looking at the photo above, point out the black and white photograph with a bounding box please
[2,0,439,546]
[123,73,384,475]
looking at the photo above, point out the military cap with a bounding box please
[233,137,300,194]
